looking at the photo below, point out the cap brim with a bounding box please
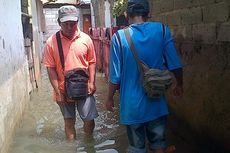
[60,16,78,22]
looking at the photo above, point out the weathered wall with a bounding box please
[43,6,86,41]
[0,1,30,153]
[31,0,44,84]
[150,0,230,151]
[92,0,105,27]
[43,7,60,41]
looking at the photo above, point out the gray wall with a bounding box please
[0,0,45,152]
[150,0,230,150]
[43,7,61,41]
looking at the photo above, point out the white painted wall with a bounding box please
[90,3,95,28]
[43,6,84,41]
[0,0,30,153]
[43,8,60,41]
[31,0,43,85]
[104,0,111,28]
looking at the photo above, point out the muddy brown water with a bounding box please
[9,67,197,153]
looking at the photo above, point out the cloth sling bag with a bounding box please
[123,27,172,99]
[56,31,89,100]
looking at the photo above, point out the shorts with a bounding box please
[126,116,167,153]
[57,95,99,121]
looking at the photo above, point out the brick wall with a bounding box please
[150,0,230,151]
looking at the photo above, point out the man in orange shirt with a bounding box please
[43,5,98,140]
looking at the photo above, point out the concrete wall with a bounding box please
[0,1,30,153]
[150,0,230,151]
[92,0,106,27]
[104,0,112,27]
[43,7,60,41]
[31,0,44,83]
[91,0,117,27]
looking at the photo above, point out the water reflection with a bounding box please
[9,67,127,153]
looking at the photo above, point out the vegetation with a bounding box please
[112,0,128,17]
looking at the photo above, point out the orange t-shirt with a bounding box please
[43,29,96,100]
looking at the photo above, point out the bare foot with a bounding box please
[165,145,176,153]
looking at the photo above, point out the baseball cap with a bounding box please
[127,0,149,15]
[58,5,78,22]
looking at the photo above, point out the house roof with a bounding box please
[42,0,76,4]
[41,0,90,4]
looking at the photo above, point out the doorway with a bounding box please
[83,14,91,34]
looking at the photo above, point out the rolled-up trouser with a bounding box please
[126,116,167,153]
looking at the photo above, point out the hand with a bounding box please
[172,85,183,98]
[105,98,115,112]
[88,82,96,95]
[56,91,65,103]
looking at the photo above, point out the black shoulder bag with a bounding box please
[56,31,89,100]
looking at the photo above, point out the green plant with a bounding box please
[112,0,128,17]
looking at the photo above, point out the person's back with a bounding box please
[106,0,183,153]
[113,22,170,123]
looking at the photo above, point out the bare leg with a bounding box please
[165,145,176,153]
[150,145,176,153]
[64,118,76,140]
[83,119,95,135]
[154,149,164,153]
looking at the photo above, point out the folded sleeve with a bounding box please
[86,37,96,65]
[163,26,183,70]
[109,33,122,84]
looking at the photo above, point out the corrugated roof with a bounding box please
[41,0,76,4]
[41,0,90,4]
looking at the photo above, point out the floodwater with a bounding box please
[9,67,127,153]
[9,67,196,153]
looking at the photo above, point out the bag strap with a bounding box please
[56,31,65,70]
[114,31,122,52]
[161,24,169,68]
[124,28,145,78]
[162,23,166,39]
[124,23,166,72]
[114,31,123,71]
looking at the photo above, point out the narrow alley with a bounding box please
[0,0,230,153]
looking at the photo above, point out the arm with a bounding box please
[47,67,64,102]
[170,68,183,97]
[88,63,96,95]
[106,82,120,112]
[106,32,122,111]
[86,36,97,95]
[163,26,183,97]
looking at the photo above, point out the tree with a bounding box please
[112,0,127,17]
